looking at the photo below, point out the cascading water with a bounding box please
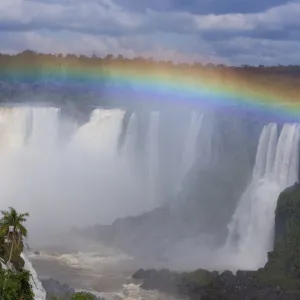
[29,107,60,149]
[145,111,160,206]
[0,107,31,153]
[0,105,206,299]
[224,123,300,270]
[122,112,138,163]
[21,252,46,300]
[181,111,203,177]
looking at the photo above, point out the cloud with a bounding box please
[1,1,300,34]
[213,37,300,65]
[110,0,290,14]
[0,0,299,64]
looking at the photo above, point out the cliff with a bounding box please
[0,236,24,271]
[263,182,300,282]
[132,182,300,299]
[73,110,266,262]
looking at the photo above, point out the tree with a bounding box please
[0,208,33,300]
[0,269,34,300]
[0,207,29,238]
[0,207,29,266]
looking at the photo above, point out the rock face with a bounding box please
[41,278,75,300]
[41,278,104,300]
[74,110,268,262]
[0,236,24,271]
[133,268,300,300]
[132,182,300,299]
[264,182,300,280]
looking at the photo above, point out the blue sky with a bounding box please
[0,0,299,65]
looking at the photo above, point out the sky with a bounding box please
[0,0,300,65]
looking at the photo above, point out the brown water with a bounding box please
[29,242,184,300]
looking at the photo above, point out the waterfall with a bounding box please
[71,108,125,156]
[0,107,31,153]
[0,105,208,296]
[0,106,176,234]
[145,111,160,206]
[121,112,138,164]
[21,252,46,300]
[119,109,203,206]
[224,123,300,270]
[181,111,203,177]
[28,107,60,149]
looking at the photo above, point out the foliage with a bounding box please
[0,207,29,271]
[0,207,33,299]
[181,269,215,287]
[0,207,29,238]
[51,292,98,300]
[71,293,97,300]
[0,269,34,300]
[1,51,300,106]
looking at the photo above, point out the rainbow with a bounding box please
[0,58,300,121]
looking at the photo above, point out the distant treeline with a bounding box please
[1,50,300,73]
[0,50,300,103]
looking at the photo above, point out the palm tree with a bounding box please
[0,207,29,238]
[0,207,29,265]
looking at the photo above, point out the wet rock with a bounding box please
[41,278,105,300]
[41,278,75,300]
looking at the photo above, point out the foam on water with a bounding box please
[77,283,182,300]
[57,251,134,271]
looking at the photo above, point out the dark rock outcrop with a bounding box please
[133,268,300,300]
[264,181,300,280]
[132,182,300,299]
[41,278,75,300]
[41,278,104,300]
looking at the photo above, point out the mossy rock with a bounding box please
[264,183,300,277]
[181,268,216,286]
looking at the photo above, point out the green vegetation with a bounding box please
[0,207,98,300]
[136,183,300,296]
[1,51,300,107]
[51,292,99,300]
[2,183,300,298]
[0,207,34,300]
[0,207,29,271]
[0,269,34,300]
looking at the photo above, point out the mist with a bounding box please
[0,104,201,248]
[0,101,298,275]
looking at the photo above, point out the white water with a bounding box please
[0,105,200,298]
[0,107,163,234]
[145,112,160,206]
[78,283,181,300]
[30,248,182,300]
[122,112,138,164]
[181,112,203,177]
[21,252,46,300]
[224,123,300,270]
